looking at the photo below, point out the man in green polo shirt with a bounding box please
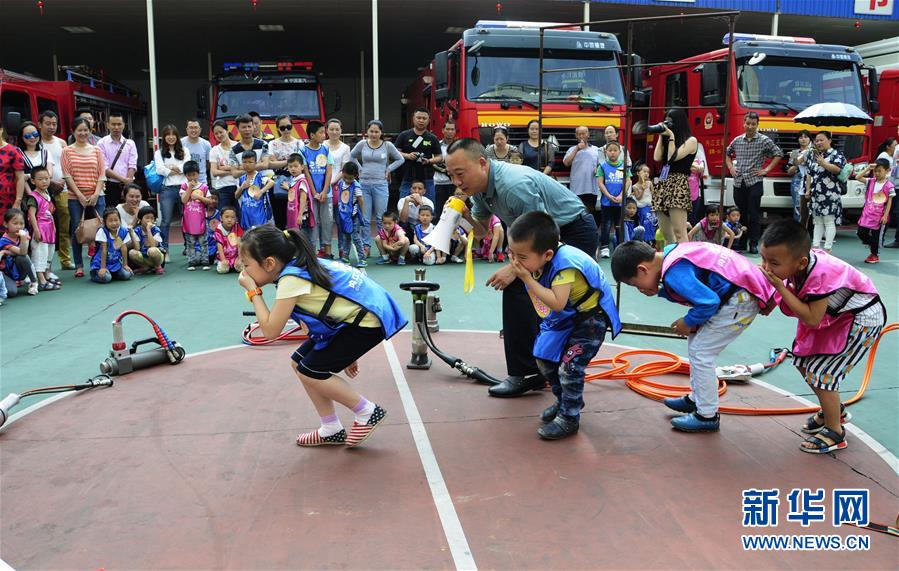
[446,138,600,397]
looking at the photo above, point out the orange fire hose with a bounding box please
[583,322,897,416]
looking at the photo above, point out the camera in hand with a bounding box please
[647,119,674,134]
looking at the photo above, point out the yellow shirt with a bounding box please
[550,269,600,312]
[275,275,382,328]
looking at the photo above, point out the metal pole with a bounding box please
[52,53,58,81]
[360,50,366,126]
[770,11,779,35]
[538,29,545,171]
[146,0,159,154]
[719,16,737,211]
[616,21,635,308]
[583,1,590,32]
[372,0,380,119]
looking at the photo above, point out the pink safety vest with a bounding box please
[30,190,56,244]
[857,178,894,230]
[780,250,883,356]
[661,242,776,308]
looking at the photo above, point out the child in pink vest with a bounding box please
[611,240,775,433]
[180,161,213,270]
[759,219,885,455]
[25,166,60,290]
[214,206,244,274]
[854,158,894,264]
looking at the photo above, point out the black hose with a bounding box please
[416,319,502,386]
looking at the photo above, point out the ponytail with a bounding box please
[240,225,332,289]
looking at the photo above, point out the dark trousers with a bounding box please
[857,225,885,256]
[215,185,239,218]
[434,183,455,221]
[271,193,288,229]
[599,204,621,248]
[502,211,599,377]
[733,181,763,248]
[105,181,124,209]
[577,193,601,229]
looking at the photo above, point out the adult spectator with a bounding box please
[653,109,698,245]
[116,183,150,229]
[0,122,26,230]
[600,124,631,167]
[805,131,845,253]
[38,110,73,269]
[725,111,783,253]
[153,124,192,257]
[209,119,240,212]
[229,113,270,174]
[485,126,523,164]
[433,120,457,220]
[17,121,51,186]
[249,111,274,141]
[98,111,138,208]
[350,120,405,256]
[562,126,602,228]
[268,115,307,228]
[325,118,352,240]
[786,130,812,223]
[689,141,710,226]
[67,108,100,145]
[396,107,442,204]
[518,119,554,175]
[886,126,899,249]
[62,117,106,276]
[181,119,212,184]
[445,138,599,398]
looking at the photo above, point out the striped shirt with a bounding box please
[806,254,884,327]
[726,132,783,188]
[61,145,105,197]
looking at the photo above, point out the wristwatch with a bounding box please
[245,288,263,302]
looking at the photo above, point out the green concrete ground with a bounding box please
[1,229,896,455]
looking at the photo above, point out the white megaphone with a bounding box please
[424,197,466,254]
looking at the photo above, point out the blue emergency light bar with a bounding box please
[475,20,581,31]
[723,33,815,45]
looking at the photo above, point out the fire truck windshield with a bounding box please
[737,56,865,113]
[215,87,320,119]
[466,48,625,106]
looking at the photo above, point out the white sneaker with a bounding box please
[187,266,196,272]
[27,282,39,296]
[600,247,610,258]
[202,265,210,271]
[164,253,171,263]
[449,255,463,263]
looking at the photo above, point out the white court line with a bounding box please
[382,340,477,571]
[0,557,14,570]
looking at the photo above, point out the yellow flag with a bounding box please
[464,229,475,293]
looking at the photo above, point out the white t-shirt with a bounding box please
[95,228,132,245]
[116,200,151,229]
[327,141,351,185]
[397,194,435,224]
[154,148,192,187]
[42,136,66,187]
[633,182,652,208]
[872,180,896,197]
[209,144,239,189]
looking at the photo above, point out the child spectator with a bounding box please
[0,208,39,296]
[632,163,657,244]
[479,214,505,263]
[621,198,645,243]
[723,206,746,248]
[611,240,775,432]
[236,150,274,229]
[214,206,244,274]
[25,166,60,290]
[596,141,631,258]
[397,180,435,232]
[688,204,735,248]
[128,206,164,274]
[335,162,367,267]
[282,153,313,237]
[854,157,894,264]
[204,191,221,267]
[0,251,7,305]
[409,204,439,265]
[507,212,622,440]
[91,208,133,283]
[238,226,406,447]
[180,160,213,271]
[759,220,885,454]
[375,211,410,265]
[302,120,334,258]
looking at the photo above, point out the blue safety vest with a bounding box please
[530,244,621,362]
[90,227,129,272]
[132,224,162,256]
[277,259,407,349]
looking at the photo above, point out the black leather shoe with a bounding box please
[537,414,579,440]
[488,375,546,398]
[540,401,585,423]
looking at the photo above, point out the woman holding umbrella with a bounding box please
[805,131,846,253]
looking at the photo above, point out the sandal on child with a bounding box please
[800,427,847,454]
[801,404,852,434]
[38,282,60,291]
[74,268,84,278]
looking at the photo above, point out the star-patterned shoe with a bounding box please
[296,428,347,447]
[345,405,388,448]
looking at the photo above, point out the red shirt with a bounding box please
[0,143,25,230]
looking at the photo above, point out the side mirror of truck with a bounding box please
[630,90,648,107]
[196,87,208,119]
[330,90,343,115]
[434,51,449,103]
[4,112,21,145]
[867,67,880,113]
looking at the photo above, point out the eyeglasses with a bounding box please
[22,132,41,140]
[278,125,292,132]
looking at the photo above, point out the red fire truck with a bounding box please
[199,61,327,141]
[634,33,879,214]
[404,20,631,181]
[0,66,148,161]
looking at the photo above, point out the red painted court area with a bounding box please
[1,331,897,569]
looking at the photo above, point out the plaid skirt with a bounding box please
[793,322,883,391]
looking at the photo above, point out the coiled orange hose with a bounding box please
[583,323,897,415]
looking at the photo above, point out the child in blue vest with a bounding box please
[236,150,274,229]
[507,212,622,440]
[596,141,631,258]
[335,162,368,268]
[611,240,775,432]
[205,192,222,267]
[128,206,165,275]
[91,208,133,284]
[238,225,407,447]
